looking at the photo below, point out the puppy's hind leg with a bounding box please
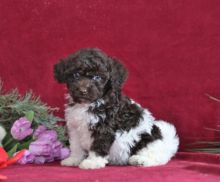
[129,143,167,167]
[129,121,179,167]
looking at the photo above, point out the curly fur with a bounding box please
[54,48,179,169]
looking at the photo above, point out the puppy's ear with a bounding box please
[53,59,68,83]
[109,57,128,89]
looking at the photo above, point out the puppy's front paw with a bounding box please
[61,157,82,166]
[79,159,106,169]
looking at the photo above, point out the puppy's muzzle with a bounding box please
[76,80,90,96]
[79,88,88,95]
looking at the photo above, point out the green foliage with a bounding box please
[8,143,19,157]
[188,139,220,154]
[24,110,34,122]
[188,94,220,154]
[0,80,68,145]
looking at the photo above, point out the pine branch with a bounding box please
[0,80,67,143]
[187,94,220,154]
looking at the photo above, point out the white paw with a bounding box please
[61,157,82,166]
[79,159,106,169]
[129,155,161,167]
[129,155,146,166]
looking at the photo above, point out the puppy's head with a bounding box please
[54,48,128,103]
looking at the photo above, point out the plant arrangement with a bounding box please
[0,80,69,164]
[189,94,220,154]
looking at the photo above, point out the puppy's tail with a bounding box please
[154,120,179,160]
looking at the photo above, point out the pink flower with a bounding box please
[52,141,63,159]
[29,139,52,156]
[10,117,33,140]
[59,148,70,160]
[34,156,47,164]
[38,130,58,142]
[33,125,47,138]
[16,150,35,164]
[34,155,54,164]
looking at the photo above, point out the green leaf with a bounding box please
[2,134,14,148]
[18,140,33,150]
[24,110,34,122]
[187,141,220,146]
[7,143,19,157]
[0,80,68,144]
[188,147,220,154]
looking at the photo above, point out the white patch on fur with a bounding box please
[91,99,105,107]
[61,127,86,166]
[131,99,141,107]
[62,94,179,168]
[66,103,100,148]
[61,155,84,166]
[129,120,179,166]
[89,99,106,125]
[109,109,155,165]
[61,101,99,166]
[79,152,108,169]
[0,125,6,146]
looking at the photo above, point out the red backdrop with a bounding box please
[0,0,220,150]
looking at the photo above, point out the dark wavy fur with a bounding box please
[54,48,162,158]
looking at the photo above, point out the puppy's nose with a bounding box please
[79,88,88,95]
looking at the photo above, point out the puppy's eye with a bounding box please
[92,75,102,81]
[73,72,80,79]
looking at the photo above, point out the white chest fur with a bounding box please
[62,97,178,168]
[65,103,99,151]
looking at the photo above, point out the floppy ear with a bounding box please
[102,58,128,107]
[108,57,128,89]
[53,59,68,83]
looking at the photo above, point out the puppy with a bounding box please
[54,48,179,169]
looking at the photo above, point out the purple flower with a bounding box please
[33,125,47,138]
[29,139,52,156]
[16,150,35,164]
[34,155,54,164]
[38,130,58,142]
[52,141,63,158]
[45,155,54,163]
[11,117,33,140]
[34,156,47,164]
[59,148,70,160]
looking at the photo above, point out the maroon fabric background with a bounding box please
[2,152,220,182]
[0,0,220,150]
